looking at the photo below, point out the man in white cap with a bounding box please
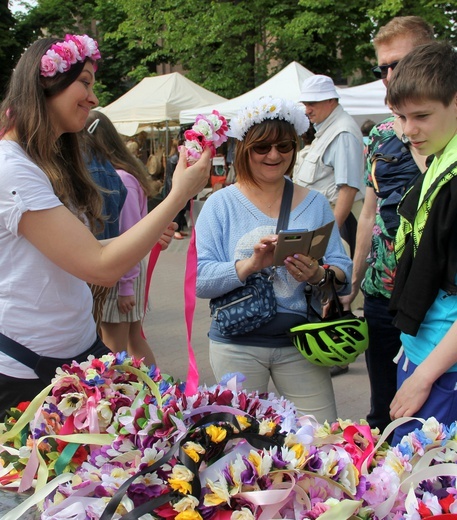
[295,74,364,261]
[295,74,364,378]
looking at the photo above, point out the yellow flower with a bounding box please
[258,419,276,436]
[236,415,250,430]
[175,511,203,520]
[291,443,305,458]
[169,477,192,495]
[248,451,262,474]
[183,441,205,463]
[206,425,227,444]
[203,479,231,506]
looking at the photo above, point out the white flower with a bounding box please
[227,96,309,140]
[206,113,223,131]
[96,400,113,428]
[57,392,85,416]
[231,507,256,520]
[338,462,359,496]
[170,463,194,482]
[193,119,214,140]
[18,446,32,459]
[173,495,199,512]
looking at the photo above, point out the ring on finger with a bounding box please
[308,261,314,268]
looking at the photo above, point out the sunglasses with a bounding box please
[252,140,296,155]
[371,61,399,80]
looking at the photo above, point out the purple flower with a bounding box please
[128,482,163,506]
[239,456,257,485]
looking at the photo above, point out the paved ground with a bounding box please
[144,234,371,423]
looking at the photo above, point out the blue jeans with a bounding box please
[364,295,401,434]
[209,340,337,424]
[392,352,457,445]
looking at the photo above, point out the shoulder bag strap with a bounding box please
[0,332,40,369]
[276,177,293,233]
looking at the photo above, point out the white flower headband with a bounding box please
[227,96,309,141]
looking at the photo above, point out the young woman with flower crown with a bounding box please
[0,35,210,417]
[196,97,352,423]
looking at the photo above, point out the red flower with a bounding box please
[15,401,31,412]
[417,501,433,518]
[55,440,88,466]
[439,493,455,513]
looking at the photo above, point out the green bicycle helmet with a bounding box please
[289,314,369,367]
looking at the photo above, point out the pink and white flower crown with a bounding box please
[40,34,101,77]
[182,110,229,164]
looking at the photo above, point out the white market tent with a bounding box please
[337,80,389,125]
[179,61,390,127]
[179,61,314,124]
[99,72,228,137]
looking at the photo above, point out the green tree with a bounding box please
[275,0,374,84]
[277,0,456,86]
[0,0,24,97]
[6,0,457,104]
[9,0,157,105]
[368,1,456,43]
[112,0,301,98]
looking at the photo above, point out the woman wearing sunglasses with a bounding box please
[195,97,352,423]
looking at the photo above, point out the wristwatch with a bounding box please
[308,265,330,287]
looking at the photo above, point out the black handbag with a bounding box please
[209,270,276,336]
[209,178,293,337]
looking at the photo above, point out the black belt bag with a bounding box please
[0,332,109,384]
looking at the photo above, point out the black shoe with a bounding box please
[330,365,349,377]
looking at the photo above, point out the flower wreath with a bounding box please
[2,355,457,519]
[228,96,310,141]
[40,34,101,77]
[98,411,287,519]
[182,110,229,165]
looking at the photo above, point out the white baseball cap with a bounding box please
[299,75,340,102]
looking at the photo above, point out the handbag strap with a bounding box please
[0,332,40,369]
[276,177,293,233]
[304,268,345,321]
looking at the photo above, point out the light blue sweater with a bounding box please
[195,184,352,344]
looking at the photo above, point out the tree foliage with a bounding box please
[3,0,457,104]
[0,0,25,97]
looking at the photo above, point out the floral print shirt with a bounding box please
[363,116,421,298]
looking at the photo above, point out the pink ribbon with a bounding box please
[142,244,162,339]
[183,199,199,395]
[141,204,200,396]
[342,424,375,472]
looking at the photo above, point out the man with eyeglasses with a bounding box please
[340,16,434,437]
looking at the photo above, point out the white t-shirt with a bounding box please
[0,140,96,378]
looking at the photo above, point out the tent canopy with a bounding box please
[99,72,227,136]
[180,62,314,124]
[179,61,390,127]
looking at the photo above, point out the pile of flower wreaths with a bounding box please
[0,352,457,519]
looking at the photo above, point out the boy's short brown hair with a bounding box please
[386,41,457,109]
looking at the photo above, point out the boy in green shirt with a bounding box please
[386,41,457,444]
